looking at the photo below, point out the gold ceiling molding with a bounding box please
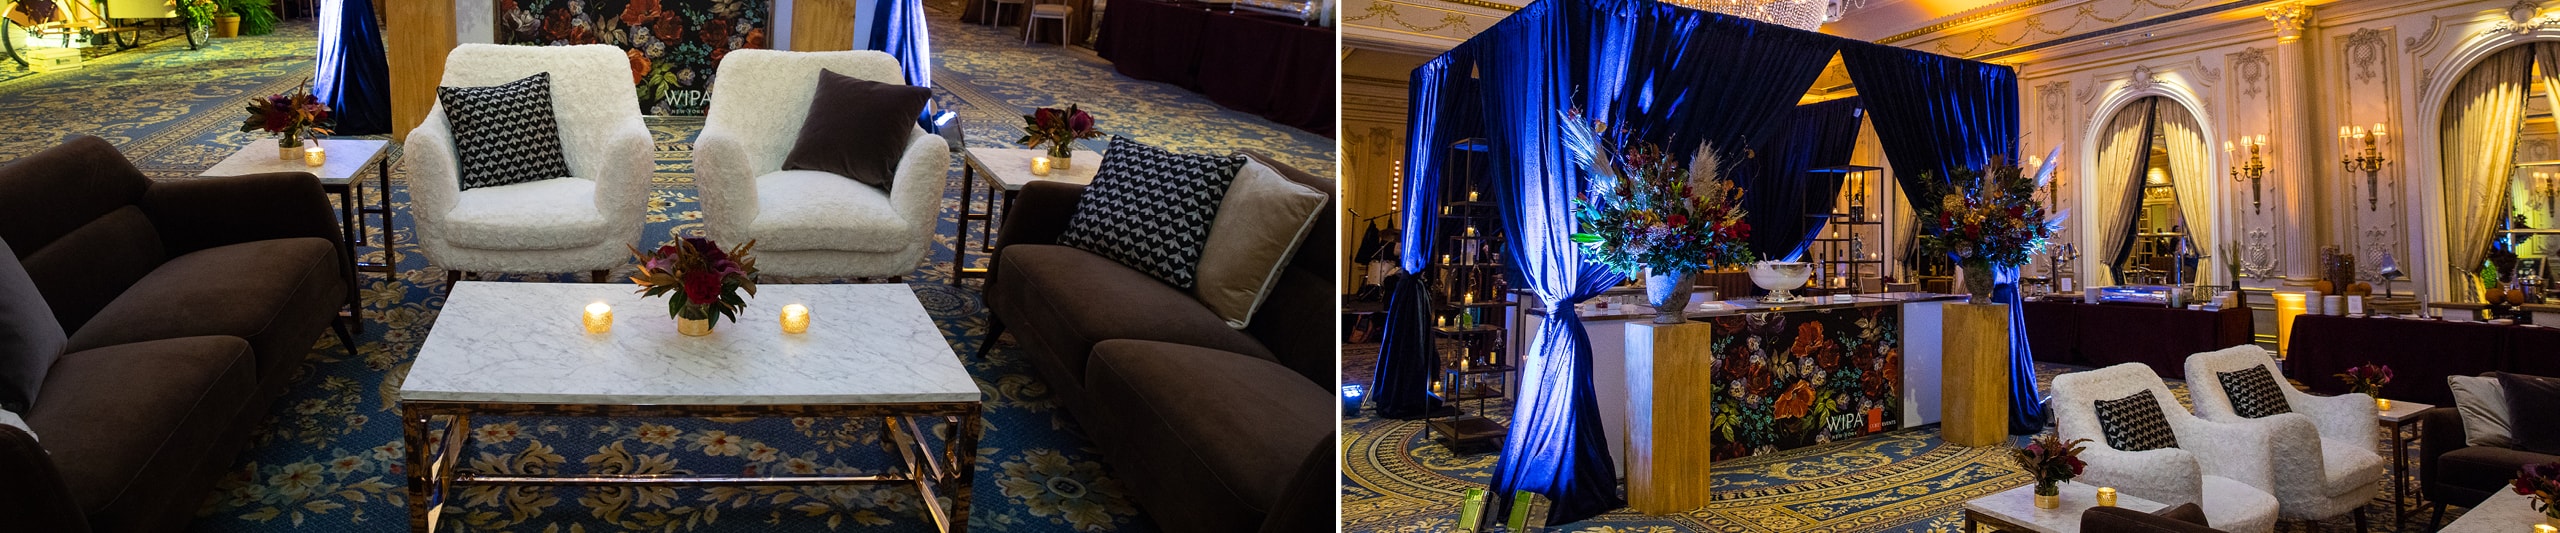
[1877,0,2071,45]
[1927,0,2210,57]
[1432,0,1523,11]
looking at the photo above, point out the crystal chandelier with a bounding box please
[1663,0,1860,31]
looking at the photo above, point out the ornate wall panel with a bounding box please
[2225,46,2281,279]
[2334,27,2407,283]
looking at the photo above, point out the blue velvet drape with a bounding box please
[867,0,932,88]
[315,0,389,135]
[1373,58,1468,420]
[1836,41,2041,433]
[1737,97,1865,261]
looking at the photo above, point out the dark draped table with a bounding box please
[1092,0,1335,135]
[2285,315,2559,406]
[2024,301,2255,378]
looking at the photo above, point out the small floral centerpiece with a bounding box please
[628,237,758,336]
[1560,110,1755,324]
[1017,104,1101,168]
[2336,362,2393,409]
[1914,151,2066,302]
[239,78,333,160]
[2009,432,2093,509]
[2513,462,2560,525]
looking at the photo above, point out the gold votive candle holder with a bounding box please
[304,145,326,167]
[583,303,612,334]
[2378,398,2392,411]
[1030,156,1052,176]
[780,304,810,334]
[2096,487,2117,507]
[2533,524,2555,533]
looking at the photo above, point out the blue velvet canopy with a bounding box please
[1379,0,2025,524]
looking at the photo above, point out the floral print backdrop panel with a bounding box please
[1709,306,1905,461]
[498,0,773,115]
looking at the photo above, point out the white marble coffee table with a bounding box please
[398,282,982,533]
[1963,481,2167,533]
[2439,490,2551,533]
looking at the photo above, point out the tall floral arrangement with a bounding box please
[239,78,333,152]
[1914,148,2067,300]
[1562,110,1756,278]
[629,237,759,331]
[1018,104,1101,161]
[2009,432,2092,504]
[2514,462,2560,523]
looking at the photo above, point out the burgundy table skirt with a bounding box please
[2285,315,2560,406]
[2024,301,2255,378]
[1092,0,1335,135]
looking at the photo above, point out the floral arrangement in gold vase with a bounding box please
[629,237,758,336]
[1017,103,1101,169]
[2514,462,2560,526]
[1914,149,2066,302]
[239,78,333,160]
[2336,362,2393,410]
[1560,110,1755,324]
[2008,432,2092,509]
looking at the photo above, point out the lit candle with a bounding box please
[583,302,612,334]
[2535,524,2556,533]
[304,145,326,167]
[779,304,810,334]
[1468,190,1479,202]
[2096,487,2117,507]
[1460,357,1472,372]
[2378,398,2392,411]
[1030,156,1052,176]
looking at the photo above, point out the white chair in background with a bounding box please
[2051,362,2284,533]
[2184,345,2384,531]
[691,50,950,281]
[1026,0,1073,45]
[401,44,651,283]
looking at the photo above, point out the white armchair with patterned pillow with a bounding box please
[692,50,950,280]
[2052,362,2283,533]
[2184,345,2384,526]
[401,44,652,281]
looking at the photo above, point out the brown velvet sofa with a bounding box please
[982,150,1334,533]
[2418,405,2560,529]
[0,136,351,533]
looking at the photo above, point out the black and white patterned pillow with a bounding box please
[437,72,571,191]
[1057,136,1248,290]
[2094,390,2178,452]
[2219,365,2293,419]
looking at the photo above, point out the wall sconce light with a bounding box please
[2225,134,2269,214]
[2339,123,2389,211]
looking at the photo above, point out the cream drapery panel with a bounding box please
[2091,98,2158,284]
[2155,101,2215,283]
[2441,46,2533,300]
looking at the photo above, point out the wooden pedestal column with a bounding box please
[1623,321,1714,515]
[1940,302,2011,447]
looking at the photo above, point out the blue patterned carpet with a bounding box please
[0,10,1330,533]
[1342,360,2452,533]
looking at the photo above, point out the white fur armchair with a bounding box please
[693,49,950,280]
[2184,345,2384,524]
[402,44,652,279]
[2052,362,2282,533]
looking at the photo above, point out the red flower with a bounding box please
[680,269,722,305]
[652,16,685,43]
[626,49,650,84]
[1667,214,1688,227]
[620,0,660,26]
[1069,110,1095,135]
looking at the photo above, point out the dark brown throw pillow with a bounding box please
[2498,372,2560,454]
[780,69,933,192]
